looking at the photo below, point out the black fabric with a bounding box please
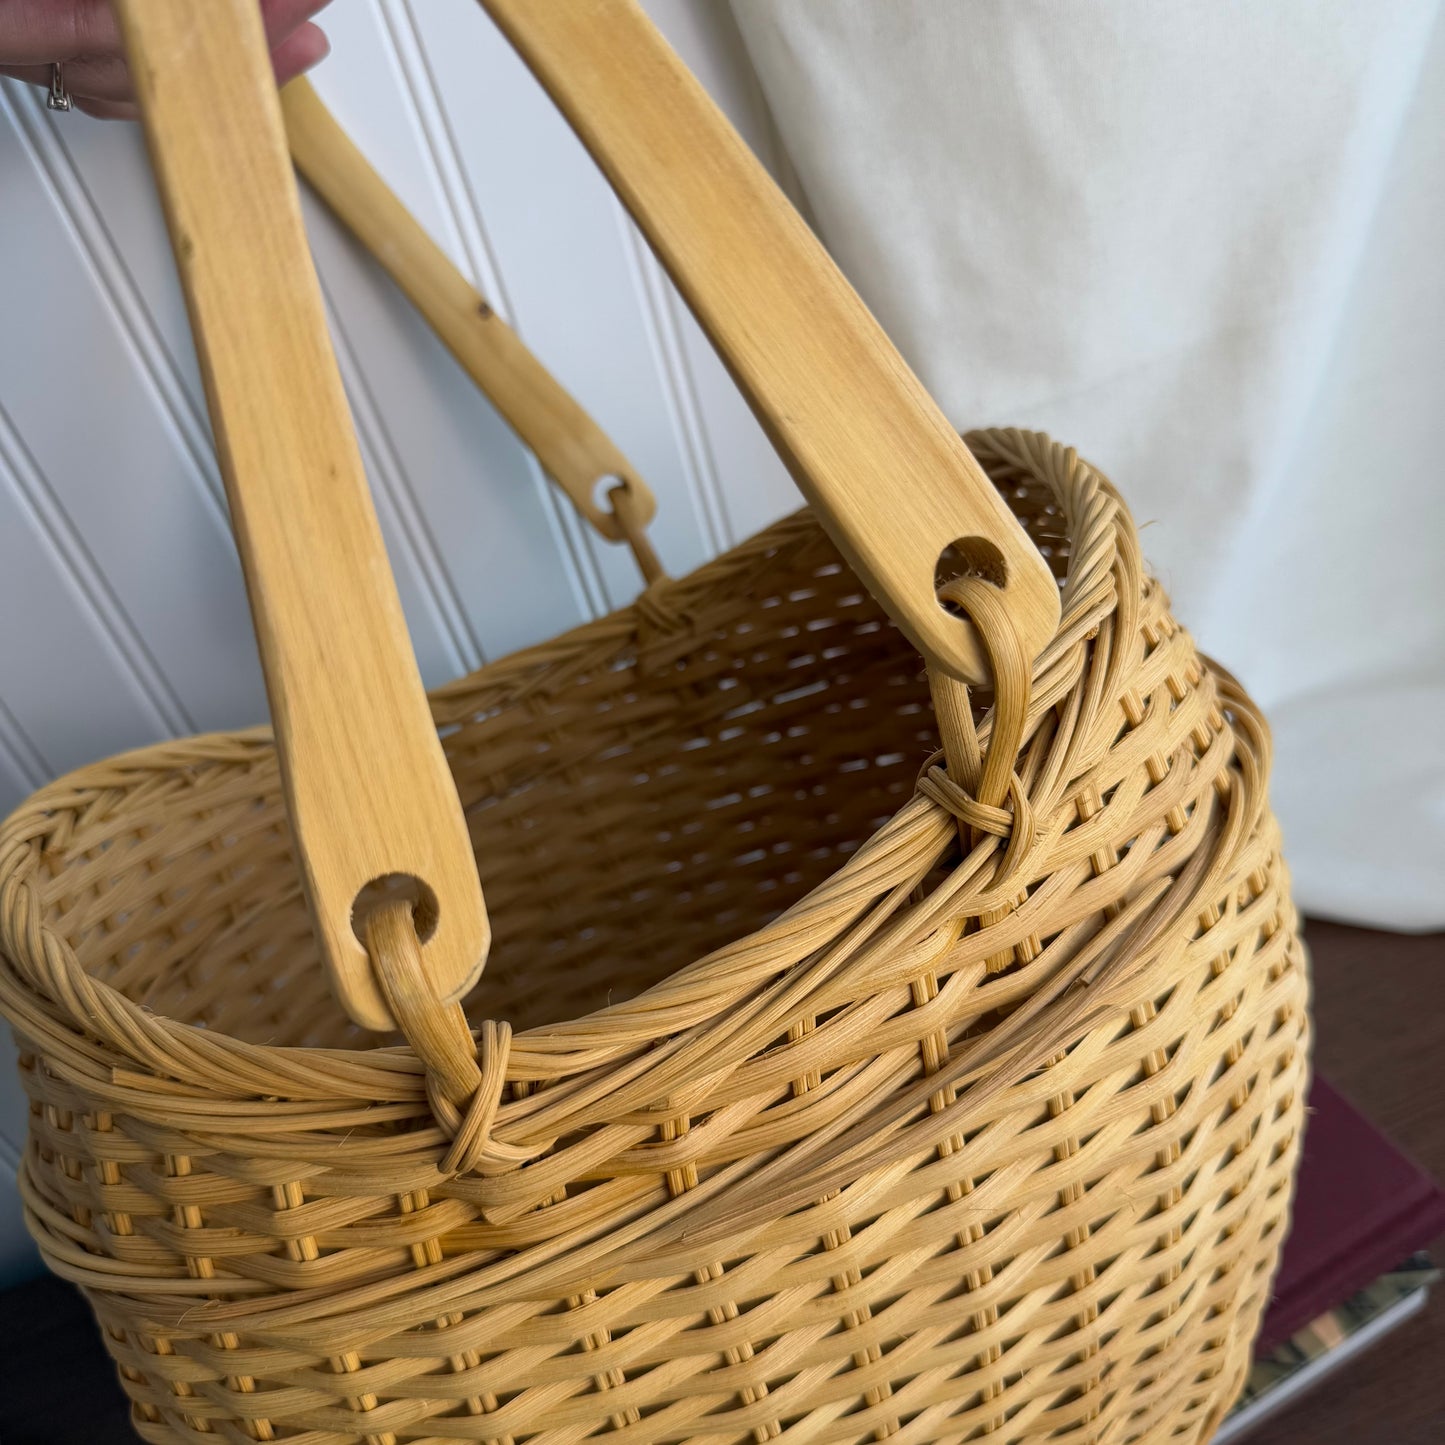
[0,1276,131,1444]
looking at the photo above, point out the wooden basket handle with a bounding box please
[279,76,657,555]
[115,0,488,1034]
[480,0,1061,685]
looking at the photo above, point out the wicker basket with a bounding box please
[0,5,1308,1444]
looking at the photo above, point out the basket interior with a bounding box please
[33,477,1072,1051]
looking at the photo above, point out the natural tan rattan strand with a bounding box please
[0,430,1308,1444]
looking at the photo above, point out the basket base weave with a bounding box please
[0,430,1309,1444]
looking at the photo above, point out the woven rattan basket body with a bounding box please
[0,5,1308,1443]
[0,431,1308,1443]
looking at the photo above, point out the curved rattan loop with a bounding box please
[609,478,667,585]
[366,902,483,1105]
[924,566,1037,905]
[935,571,1033,810]
[366,901,511,1173]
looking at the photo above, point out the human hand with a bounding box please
[0,0,331,119]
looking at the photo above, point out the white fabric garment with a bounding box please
[730,0,1445,929]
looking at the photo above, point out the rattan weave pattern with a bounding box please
[0,430,1308,1444]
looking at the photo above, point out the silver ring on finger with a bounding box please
[47,63,73,113]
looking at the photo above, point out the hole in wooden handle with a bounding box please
[591,471,625,516]
[936,535,1009,616]
[351,873,440,948]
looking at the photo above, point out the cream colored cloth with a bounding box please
[731,0,1445,928]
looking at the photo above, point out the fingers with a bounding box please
[269,22,330,88]
[19,12,329,100]
[0,0,118,67]
[74,95,139,122]
[1,52,132,103]
[259,0,333,51]
[0,64,49,88]
[0,0,326,65]
[1,0,332,116]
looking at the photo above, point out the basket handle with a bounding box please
[279,76,658,560]
[114,0,488,1034]
[480,0,1060,685]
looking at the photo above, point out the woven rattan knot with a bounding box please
[636,577,691,635]
[428,1018,512,1176]
[919,762,1012,836]
[919,758,1038,890]
[365,902,513,1177]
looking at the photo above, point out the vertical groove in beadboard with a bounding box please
[0,404,193,737]
[0,698,50,791]
[377,0,608,622]
[614,207,734,554]
[320,280,484,675]
[375,0,505,308]
[0,80,228,527]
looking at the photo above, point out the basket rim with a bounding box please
[0,429,1121,1113]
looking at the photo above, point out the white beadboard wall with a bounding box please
[0,0,798,1283]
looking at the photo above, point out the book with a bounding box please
[1216,1075,1445,1439]
[1219,1255,1438,1441]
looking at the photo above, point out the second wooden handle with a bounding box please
[281,77,655,544]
